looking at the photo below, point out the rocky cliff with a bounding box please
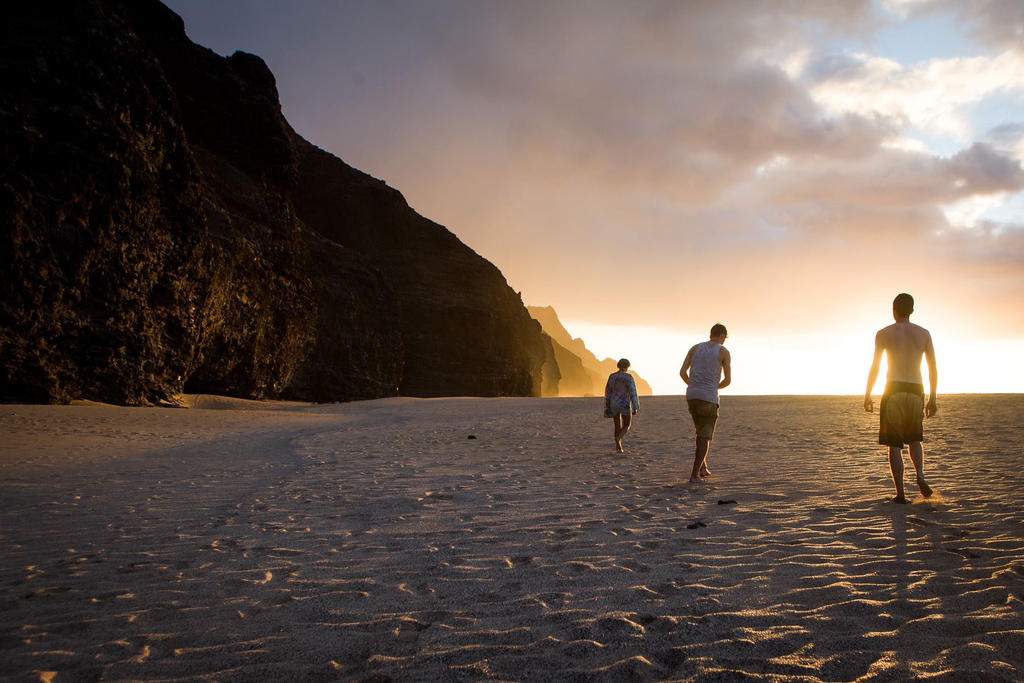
[527,306,654,397]
[0,0,547,404]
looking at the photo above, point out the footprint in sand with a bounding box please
[593,615,646,637]
[635,540,661,550]
[398,582,436,596]
[653,581,687,596]
[394,617,430,643]
[504,555,535,568]
[618,559,652,573]
[561,639,606,658]
[534,591,572,607]
[559,561,598,577]
[590,655,662,678]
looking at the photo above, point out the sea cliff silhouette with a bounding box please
[528,306,653,397]
[2,0,561,403]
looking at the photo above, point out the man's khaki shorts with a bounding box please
[687,399,719,440]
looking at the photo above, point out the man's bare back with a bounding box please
[865,319,937,417]
[876,321,934,386]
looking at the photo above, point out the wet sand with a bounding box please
[1,394,1022,681]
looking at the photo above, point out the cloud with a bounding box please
[165,0,1024,340]
[798,49,1024,141]
[887,0,1024,52]
[753,144,1024,214]
[325,1,895,211]
[985,122,1024,162]
[947,143,1024,192]
[330,2,1023,331]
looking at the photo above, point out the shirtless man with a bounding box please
[680,324,731,483]
[864,293,937,504]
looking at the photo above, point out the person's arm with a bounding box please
[924,331,937,417]
[864,331,884,412]
[718,347,731,389]
[679,346,695,385]
[604,374,612,409]
[629,375,639,414]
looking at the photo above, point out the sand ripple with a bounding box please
[1,395,1022,680]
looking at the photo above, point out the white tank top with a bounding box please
[686,342,723,404]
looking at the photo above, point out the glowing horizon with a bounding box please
[562,318,1024,397]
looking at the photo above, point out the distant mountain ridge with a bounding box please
[527,306,653,397]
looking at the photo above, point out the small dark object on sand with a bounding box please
[467,435,477,440]
[717,499,737,505]
[686,521,707,529]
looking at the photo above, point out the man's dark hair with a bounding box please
[617,358,630,370]
[710,323,728,338]
[893,293,914,318]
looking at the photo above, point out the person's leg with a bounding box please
[687,401,716,482]
[888,446,909,503]
[908,442,932,497]
[690,436,710,482]
[613,414,624,452]
[619,411,632,444]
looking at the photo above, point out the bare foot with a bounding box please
[699,466,711,478]
[615,440,624,454]
[917,477,933,498]
[892,495,910,505]
[689,476,704,483]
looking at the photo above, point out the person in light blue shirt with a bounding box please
[605,358,640,453]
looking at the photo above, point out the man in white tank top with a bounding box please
[680,324,731,483]
[864,293,938,504]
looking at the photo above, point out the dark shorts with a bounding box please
[607,401,630,417]
[687,399,719,440]
[879,381,924,447]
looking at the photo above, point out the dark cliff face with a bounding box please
[1,1,209,403]
[1,0,547,404]
[290,139,545,397]
[118,1,323,399]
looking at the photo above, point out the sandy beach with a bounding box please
[1,394,1022,681]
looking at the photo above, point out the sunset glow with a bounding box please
[165,0,1024,395]
[564,319,1024,396]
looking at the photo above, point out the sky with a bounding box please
[163,0,1024,395]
